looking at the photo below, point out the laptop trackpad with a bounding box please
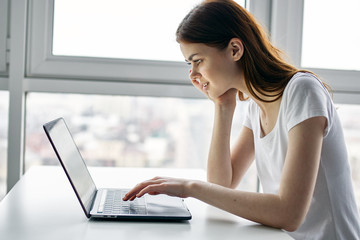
[146,195,190,216]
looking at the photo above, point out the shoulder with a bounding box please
[246,99,259,118]
[282,72,334,134]
[283,72,331,106]
[285,72,327,95]
[243,99,258,130]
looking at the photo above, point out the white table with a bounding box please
[0,166,292,239]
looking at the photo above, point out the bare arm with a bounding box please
[228,126,254,188]
[206,103,235,186]
[207,113,255,188]
[206,88,255,188]
[190,116,325,231]
[124,116,326,231]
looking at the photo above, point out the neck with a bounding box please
[255,97,281,118]
[240,85,282,116]
[234,74,282,115]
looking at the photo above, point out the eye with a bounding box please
[194,59,202,65]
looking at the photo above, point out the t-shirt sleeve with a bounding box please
[285,74,333,137]
[243,100,254,130]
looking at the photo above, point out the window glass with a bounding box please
[302,0,360,70]
[0,91,8,200]
[337,104,360,211]
[25,93,257,191]
[52,0,246,62]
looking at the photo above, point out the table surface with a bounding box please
[0,166,292,240]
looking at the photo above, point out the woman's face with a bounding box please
[180,41,243,99]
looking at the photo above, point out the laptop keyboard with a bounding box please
[97,189,147,215]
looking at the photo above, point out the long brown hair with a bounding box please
[176,0,329,102]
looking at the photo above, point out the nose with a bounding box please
[189,68,200,81]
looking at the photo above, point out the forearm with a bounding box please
[207,104,235,187]
[187,180,298,231]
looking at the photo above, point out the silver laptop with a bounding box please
[43,118,192,221]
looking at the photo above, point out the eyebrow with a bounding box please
[185,53,199,62]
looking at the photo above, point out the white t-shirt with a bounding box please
[243,72,360,239]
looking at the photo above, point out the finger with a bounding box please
[136,184,164,198]
[123,192,136,201]
[123,185,142,200]
[191,80,206,94]
[123,179,164,200]
[148,191,161,195]
[129,195,137,201]
[191,79,202,91]
[123,186,144,201]
[191,79,211,99]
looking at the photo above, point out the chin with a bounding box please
[209,90,226,99]
[207,91,216,99]
[208,92,221,100]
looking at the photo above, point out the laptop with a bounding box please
[43,117,192,221]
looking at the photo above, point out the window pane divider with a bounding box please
[0,0,8,73]
[24,77,203,99]
[0,77,8,90]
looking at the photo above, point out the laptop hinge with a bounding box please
[89,189,100,215]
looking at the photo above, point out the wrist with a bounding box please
[214,102,236,114]
[184,180,203,198]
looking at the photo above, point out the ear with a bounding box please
[228,38,244,61]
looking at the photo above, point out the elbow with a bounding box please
[206,179,238,189]
[272,218,301,232]
[282,222,301,232]
[206,175,232,188]
[279,212,305,232]
[273,198,309,232]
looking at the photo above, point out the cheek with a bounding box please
[207,60,230,79]
[207,79,232,99]
[203,66,222,81]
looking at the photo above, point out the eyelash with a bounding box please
[187,59,202,66]
[194,59,202,65]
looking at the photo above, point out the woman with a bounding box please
[123,0,360,239]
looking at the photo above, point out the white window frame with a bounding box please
[269,0,360,104]
[7,0,27,192]
[6,0,360,194]
[26,0,360,102]
[26,0,201,99]
[0,0,8,77]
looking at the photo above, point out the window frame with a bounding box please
[0,0,9,76]
[26,0,360,103]
[269,0,360,104]
[26,0,191,86]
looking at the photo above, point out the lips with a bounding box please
[192,78,209,91]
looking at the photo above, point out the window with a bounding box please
[302,0,360,71]
[52,0,246,61]
[8,0,358,201]
[52,0,195,61]
[25,93,257,191]
[25,93,212,169]
[0,91,9,200]
[27,0,246,83]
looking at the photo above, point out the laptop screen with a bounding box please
[43,118,97,217]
